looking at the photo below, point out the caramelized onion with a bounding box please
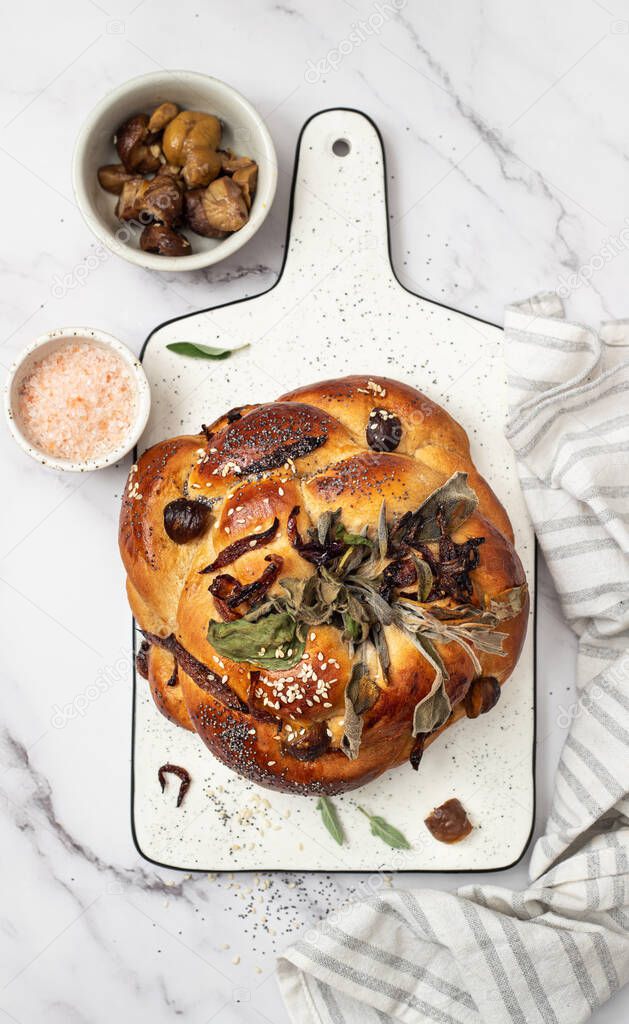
[381,556,418,602]
[142,631,246,711]
[209,555,283,619]
[158,763,190,807]
[409,734,425,771]
[287,505,345,566]
[199,518,279,573]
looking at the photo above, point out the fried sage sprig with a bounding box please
[391,597,511,736]
[203,473,526,760]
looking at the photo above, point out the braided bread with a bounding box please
[120,375,528,795]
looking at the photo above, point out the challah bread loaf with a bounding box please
[120,375,528,794]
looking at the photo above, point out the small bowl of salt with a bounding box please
[4,328,150,472]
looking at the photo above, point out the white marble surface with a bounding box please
[1,0,627,1020]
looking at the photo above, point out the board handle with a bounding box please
[280,108,394,284]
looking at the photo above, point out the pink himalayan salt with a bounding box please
[18,341,137,462]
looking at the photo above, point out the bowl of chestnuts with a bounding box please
[72,71,277,271]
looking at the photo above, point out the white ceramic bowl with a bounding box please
[72,71,277,272]
[4,328,151,472]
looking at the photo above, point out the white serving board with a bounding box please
[132,109,535,872]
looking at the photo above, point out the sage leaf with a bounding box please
[316,796,345,845]
[488,584,527,620]
[350,581,395,625]
[342,701,363,760]
[317,510,335,545]
[335,524,371,548]
[207,611,305,670]
[371,622,390,675]
[394,472,478,545]
[336,544,366,576]
[403,632,452,736]
[342,663,381,761]
[166,341,250,360]
[377,500,388,559]
[358,806,411,849]
[412,555,434,601]
[457,625,508,657]
[342,613,362,643]
[412,681,452,735]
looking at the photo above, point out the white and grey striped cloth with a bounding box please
[278,294,629,1023]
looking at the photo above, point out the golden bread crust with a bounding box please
[120,375,528,794]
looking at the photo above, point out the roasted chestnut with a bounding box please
[424,798,473,844]
[163,498,211,542]
[366,408,403,452]
[97,163,134,195]
[184,188,227,238]
[148,101,179,134]
[219,149,255,174]
[115,176,149,220]
[464,676,501,719]
[140,223,191,257]
[142,173,184,226]
[200,176,249,233]
[98,101,255,258]
[163,110,222,187]
[182,144,222,190]
[232,162,257,209]
[115,113,161,173]
[136,639,151,679]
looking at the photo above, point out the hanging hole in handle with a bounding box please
[332,138,351,157]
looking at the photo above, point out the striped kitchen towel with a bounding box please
[278,294,629,1023]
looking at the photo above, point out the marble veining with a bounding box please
[1,0,628,1020]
